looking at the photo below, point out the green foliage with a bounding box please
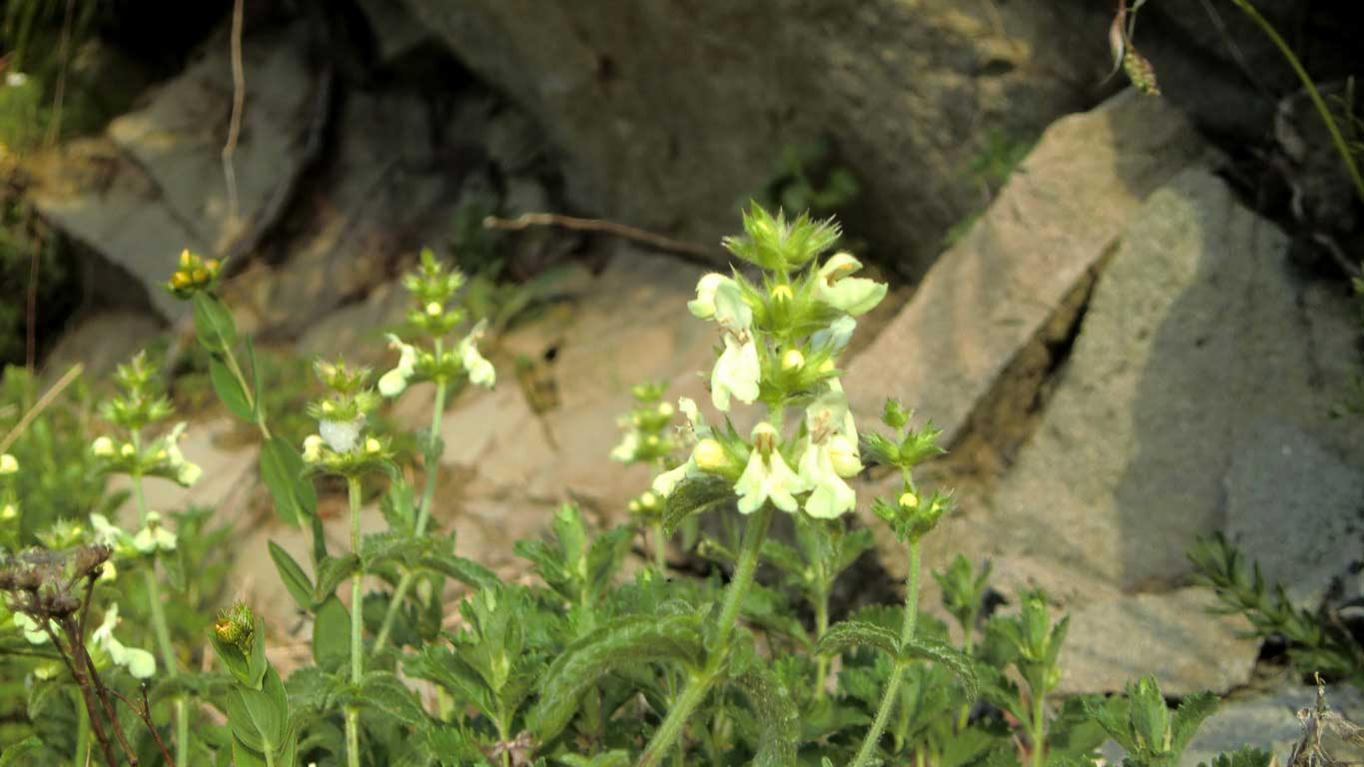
[0,208,1269,766]
[1189,534,1364,685]
[755,137,861,221]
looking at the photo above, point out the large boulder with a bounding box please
[29,23,325,320]
[400,0,1112,275]
[844,90,1207,446]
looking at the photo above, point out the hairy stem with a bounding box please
[635,503,775,767]
[813,588,830,700]
[373,377,447,654]
[851,538,922,767]
[133,469,188,767]
[346,475,364,767]
[652,520,668,573]
[1030,689,1047,767]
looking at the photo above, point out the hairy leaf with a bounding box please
[815,619,900,659]
[730,663,800,767]
[210,357,253,422]
[531,614,706,741]
[899,635,979,700]
[662,474,733,536]
[314,553,360,602]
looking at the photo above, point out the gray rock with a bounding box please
[844,90,1206,446]
[401,0,1112,275]
[41,310,163,381]
[1057,588,1259,698]
[991,167,1364,598]
[1181,682,1364,767]
[1224,421,1364,609]
[31,23,323,320]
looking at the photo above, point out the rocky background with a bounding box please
[4,1,1364,763]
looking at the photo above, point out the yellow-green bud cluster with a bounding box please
[872,483,953,543]
[164,249,223,299]
[0,453,18,547]
[610,382,679,465]
[99,352,173,432]
[403,248,467,336]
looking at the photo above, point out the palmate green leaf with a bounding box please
[815,619,900,658]
[663,474,733,536]
[314,553,360,602]
[530,613,706,742]
[268,541,314,613]
[192,292,238,353]
[899,635,979,701]
[359,671,429,727]
[210,357,253,422]
[730,662,800,767]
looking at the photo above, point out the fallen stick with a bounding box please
[483,212,717,262]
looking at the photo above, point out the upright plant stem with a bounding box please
[635,503,775,767]
[812,589,830,700]
[653,521,668,573]
[346,475,364,767]
[1030,691,1047,767]
[132,470,189,767]
[851,538,922,767]
[1227,0,1364,205]
[373,377,447,653]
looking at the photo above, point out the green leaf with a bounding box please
[224,666,289,752]
[0,736,42,766]
[245,336,265,421]
[730,663,799,767]
[314,554,360,602]
[360,671,428,727]
[1170,691,1218,756]
[899,635,979,700]
[192,292,239,353]
[259,436,311,527]
[662,474,733,536]
[1082,695,1136,754]
[531,614,706,741]
[815,619,901,658]
[312,596,351,670]
[559,752,631,767]
[210,357,254,421]
[1199,747,1273,767]
[268,541,314,613]
[420,552,501,592]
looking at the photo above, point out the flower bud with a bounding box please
[656,402,675,418]
[770,284,794,302]
[425,301,442,317]
[365,437,382,454]
[119,443,136,457]
[781,349,805,371]
[1,503,15,521]
[0,453,16,475]
[303,435,324,463]
[693,439,729,472]
[899,491,919,509]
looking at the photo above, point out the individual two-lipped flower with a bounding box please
[797,395,863,519]
[734,423,805,514]
[90,511,177,556]
[378,321,495,398]
[92,604,156,679]
[691,274,761,412]
[815,253,886,316]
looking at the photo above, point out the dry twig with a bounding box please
[483,212,717,262]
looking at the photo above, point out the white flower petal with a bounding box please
[711,335,760,412]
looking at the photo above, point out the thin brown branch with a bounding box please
[106,686,175,767]
[221,0,246,223]
[483,212,717,262]
[45,0,77,146]
[66,617,140,764]
[0,362,83,454]
[42,621,119,767]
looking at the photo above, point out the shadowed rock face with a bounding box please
[400,0,1112,277]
